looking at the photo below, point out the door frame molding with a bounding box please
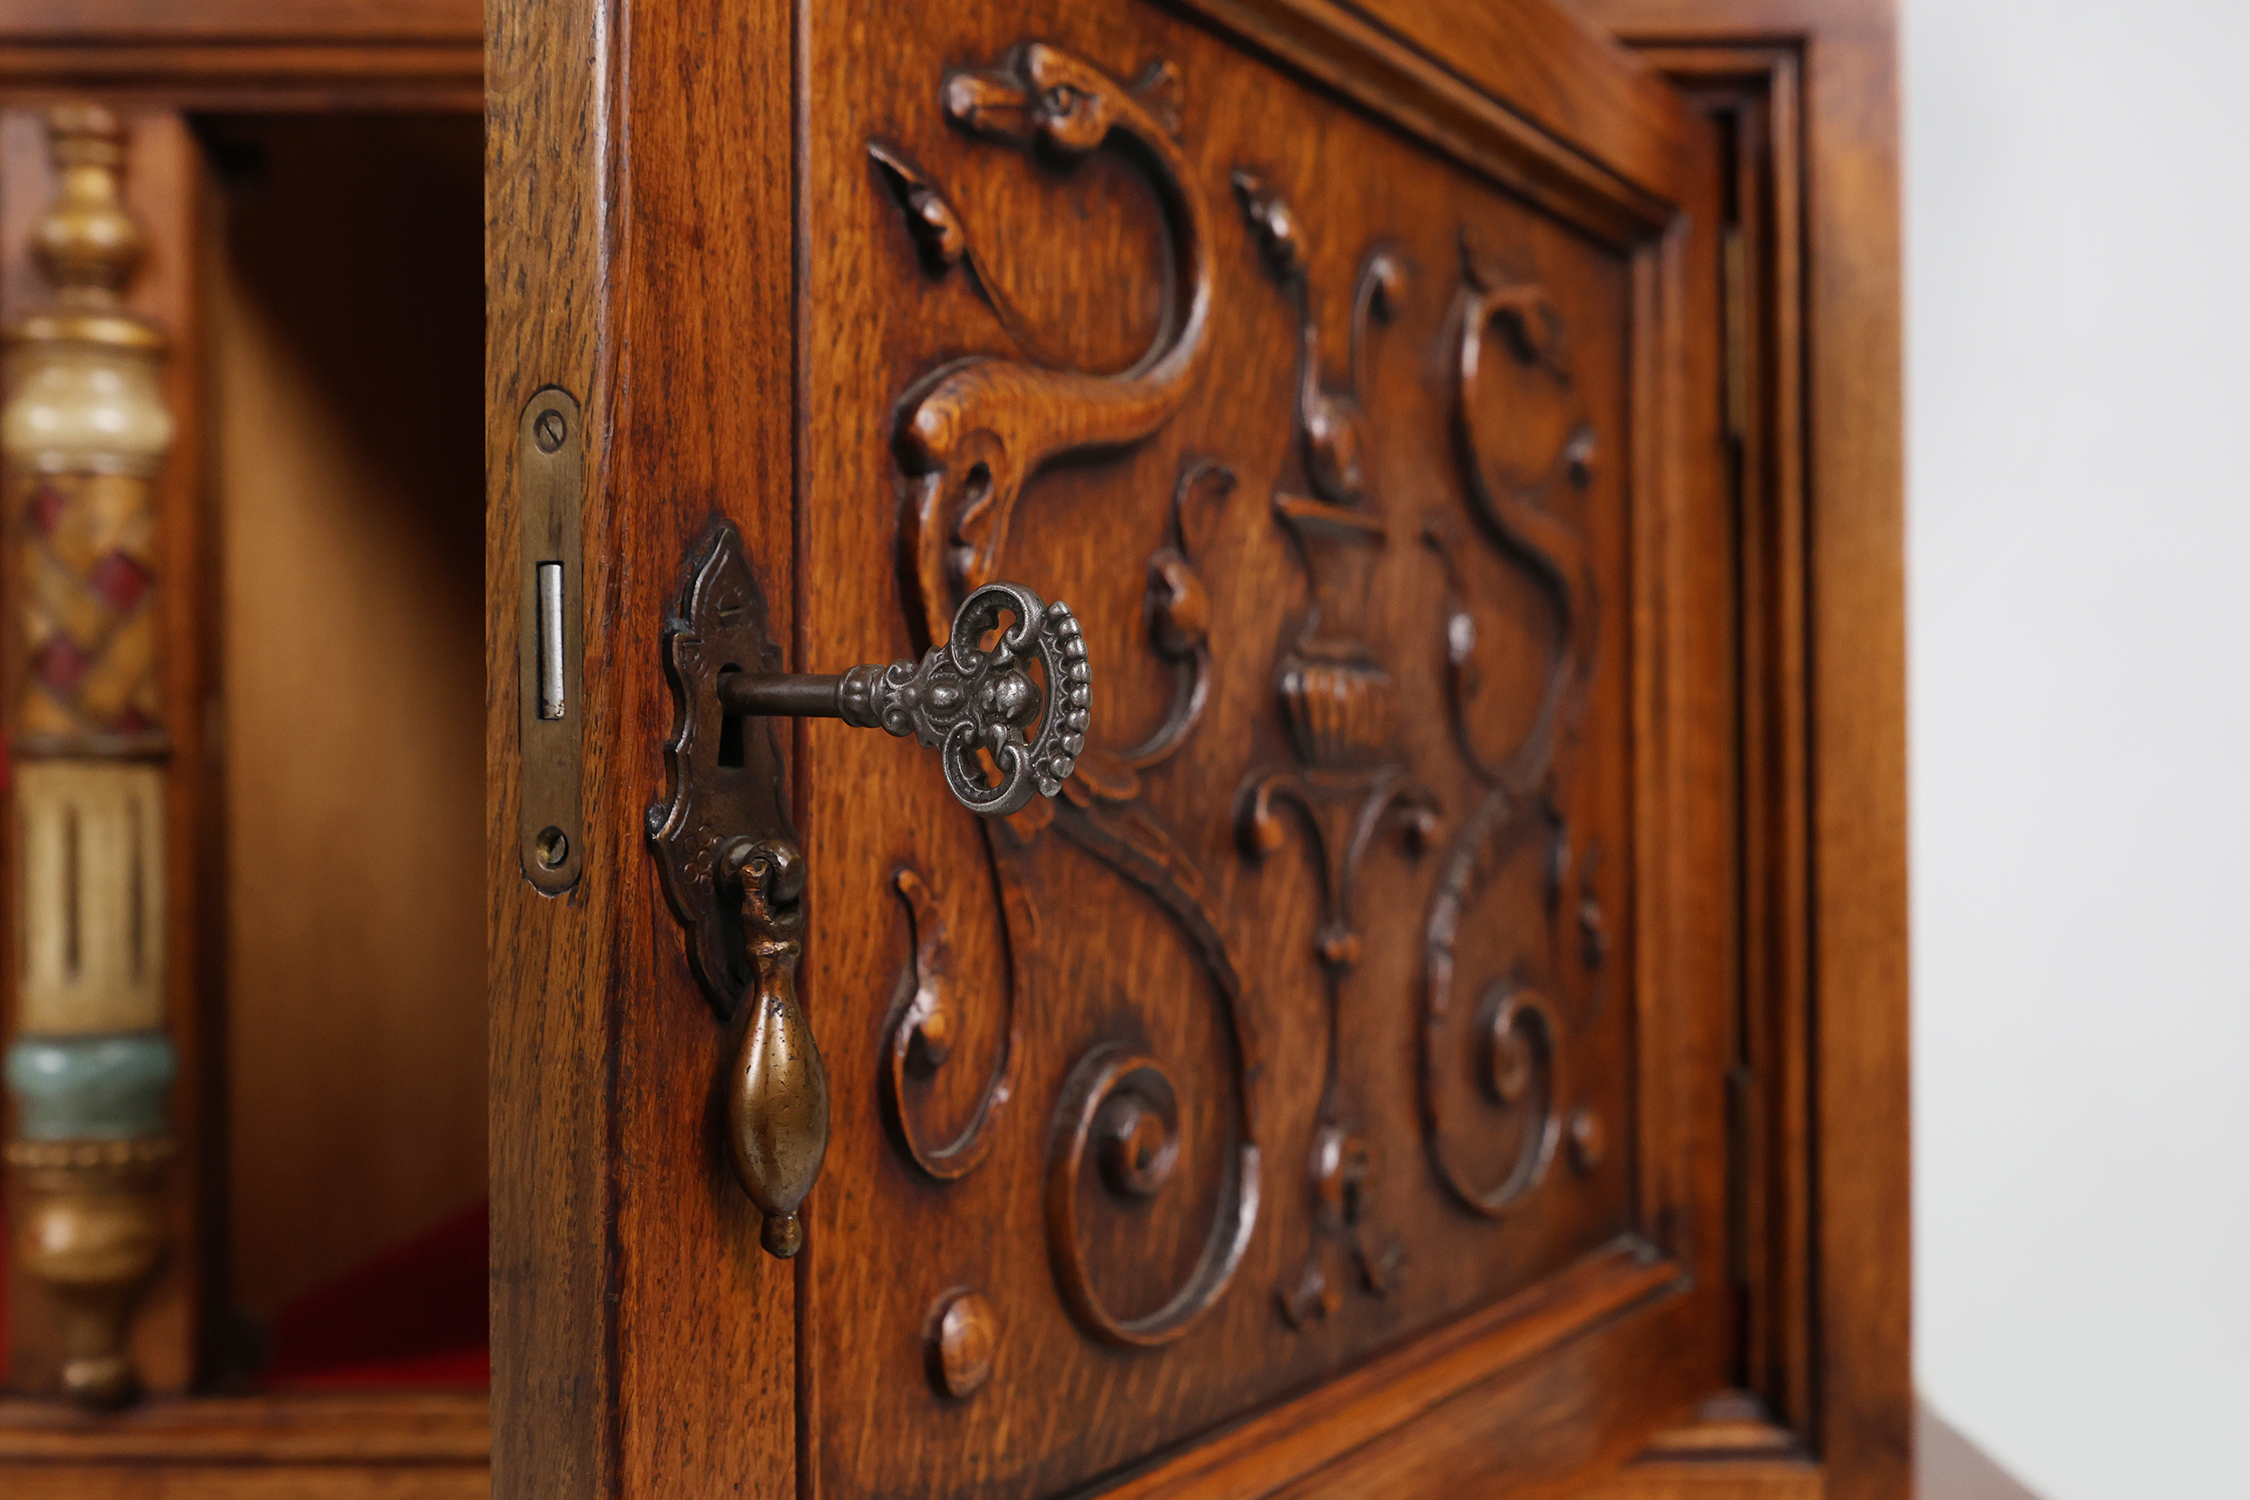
[1585,5,1911,1498]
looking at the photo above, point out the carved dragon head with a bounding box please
[943,42,1182,158]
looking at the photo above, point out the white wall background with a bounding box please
[1905,1,2250,1495]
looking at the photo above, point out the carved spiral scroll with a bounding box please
[879,861,1027,1181]
[1470,983,1564,1208]
[1047,1044,1260,1349]
[1453,230,1598,795]
[1422,788,1572,1217]
[1409,227,1610,1218]
[1045,801,1261,1349]
[893,43,1213,642]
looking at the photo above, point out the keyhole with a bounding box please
[717,667,747,768]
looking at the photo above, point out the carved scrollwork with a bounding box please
[1238,769,1436,1323]
[1234,170,1408,780]
[1450,229,1599,795]
[881,43,1213,640]
[867,143,968,273]
[1057,454,1238,806]
[1237,770,1440,974]
[1043,802,1261,1349]
[879,861,1027,1181]
[1047,1043,1259,1349]
[1473,982,1564,1201]
[1411,223,1612,1221]
[1421,788,1578,1218]
[1117,456,1236,772]
[1232,170,1402,510]
[873,47,1261,1355]
[868,141,1095,375]
[1232,171,1443,1325]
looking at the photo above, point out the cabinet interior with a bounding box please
[202,111,485,1387]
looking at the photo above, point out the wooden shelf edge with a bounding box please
[0,1390,490,1465]
[0,40,482,110]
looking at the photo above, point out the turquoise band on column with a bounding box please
[5,1031,177,1140]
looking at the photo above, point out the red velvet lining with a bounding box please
[261,1197,489,1390]
[0,1198,488,1390]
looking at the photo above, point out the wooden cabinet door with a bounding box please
[488,1,1729,1496]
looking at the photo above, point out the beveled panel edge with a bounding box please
[1087,1240,1708,1500]
[1167,0,1705,246]
[1589,1391,1820,1500]
[1346,0,1709,188]
[1635,1390,1809,1461]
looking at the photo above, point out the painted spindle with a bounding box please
[2,104,177,1408]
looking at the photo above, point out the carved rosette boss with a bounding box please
[1,105,178,1407]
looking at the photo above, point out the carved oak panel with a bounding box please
[798,7,1715,1497]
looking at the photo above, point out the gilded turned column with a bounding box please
[2,104,178,1408]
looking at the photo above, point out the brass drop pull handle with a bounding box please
[717,834,823,1258]
[648,524,1088,1258]
[719,579,1090,818]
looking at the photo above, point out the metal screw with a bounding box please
[535,409,567,453]
[535,825,570,869]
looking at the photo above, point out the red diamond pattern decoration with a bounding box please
[31,635,92,697]
[14,469,163,743]
[87,549,151,612]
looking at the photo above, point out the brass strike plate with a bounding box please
[518,387,585,894]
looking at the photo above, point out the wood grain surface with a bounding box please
[483,0,621,1489]
[486,0,799,1493]
[0,0,478,41]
